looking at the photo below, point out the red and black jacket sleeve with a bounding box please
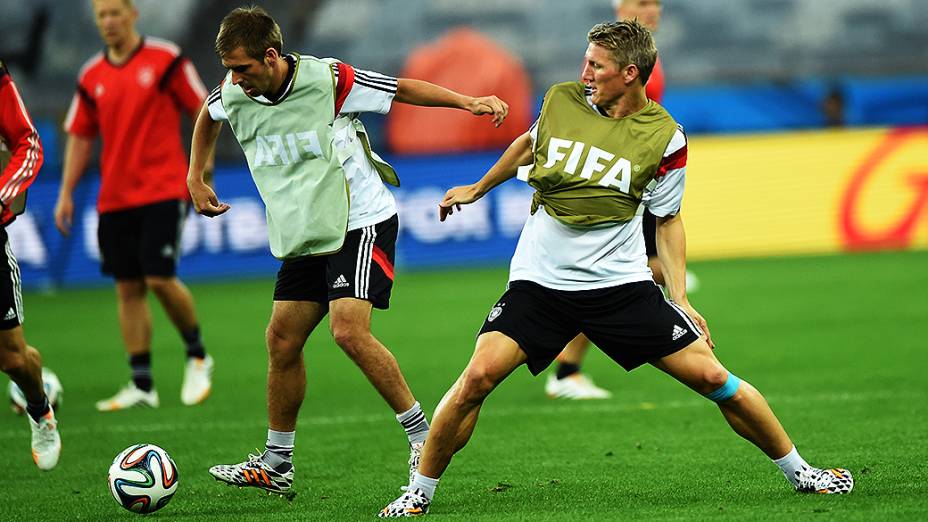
[0,61,43,225]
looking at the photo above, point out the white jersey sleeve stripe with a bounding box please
[664,127,686,157]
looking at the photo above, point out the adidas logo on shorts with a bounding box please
[332,274,350,289]
[3,308,16,321]
[672,324,687,341]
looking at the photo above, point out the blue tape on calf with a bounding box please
[705,373,741,402]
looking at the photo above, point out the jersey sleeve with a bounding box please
[63,78,99,137]
[0,66,42,211]
[162,55,208,117]
[328,61,396,115]
[644,126,687,217]
[207,79,228,122]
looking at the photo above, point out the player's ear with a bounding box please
[264,47,279,66]
[624,64,640,85]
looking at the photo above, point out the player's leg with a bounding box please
[266,300,325,432]
[327,215,430,482]
[209,255,328,496]
[0,329,61,471]
[380,332,526,518]
[653,337,853,494]
[95,208,159,411]
[209,299,325,496]
[0,229,60,469]
[545,333,612,399]
[140,200,212,405]
[653,337,793,457]
[380,280,577,517]
[329,298,416,412]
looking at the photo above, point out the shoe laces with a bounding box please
[246,452,265,467]
[796,467,826,488]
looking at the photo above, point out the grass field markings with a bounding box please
[0,389,905,441]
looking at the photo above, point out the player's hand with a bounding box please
[188,178,230,217]
[678,301,714,350]
[53,195,74,236]
[439,184,481,222]
[466,96,509,127]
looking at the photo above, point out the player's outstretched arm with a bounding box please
[54,134,93,236]
[440,131,532,221]
[655,213,713,347]
[187,103,229,218]
[394,78,509,127]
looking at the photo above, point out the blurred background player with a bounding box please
[192,6,507,498]
[54,0,214,411]
[0,59,60,470]
[545,0,700,400]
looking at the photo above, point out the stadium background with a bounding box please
[1,1,927,520]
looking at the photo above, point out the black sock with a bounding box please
[130,352,153,392]
[26,394,50,423]
[181,326,206,359]
[556,362,581,380]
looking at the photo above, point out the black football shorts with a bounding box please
[478,279,702,375]
[274,214,398,309]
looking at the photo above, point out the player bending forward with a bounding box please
[188,7,508,498]
[379,20,852,517]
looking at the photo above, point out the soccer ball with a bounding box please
[8,367,63,415]
[108,444,179,514]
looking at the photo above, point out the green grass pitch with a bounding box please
[1,250,926,520]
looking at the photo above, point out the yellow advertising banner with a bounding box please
[684,127,928,260]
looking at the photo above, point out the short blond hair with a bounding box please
[587,20,657,84]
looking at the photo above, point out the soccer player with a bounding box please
[380,21,852,517]
[55,0,214,411]
[546,0,691,400]
[0,59,61,470]
[188,6,508,497]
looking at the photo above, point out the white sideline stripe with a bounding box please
[0,390,902,440]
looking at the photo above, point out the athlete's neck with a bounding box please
[266,55,293,102]
[601,88,648,119]
[107,32,142,65]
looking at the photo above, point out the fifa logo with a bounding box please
[544,137,635,194]
[252,131,324,167]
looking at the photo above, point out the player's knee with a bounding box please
[703,371,741,403]
[0,349,25,374]
[265,325,303,362]
[144,276,173,296]
[458,365,495,403]
[330,324,365,353]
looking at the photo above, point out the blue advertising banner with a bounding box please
[10,152,532,290]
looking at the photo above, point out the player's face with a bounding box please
[222,47,275,97]
[581,44,629,108]
[616,0,662,32]
[92,0,137,48]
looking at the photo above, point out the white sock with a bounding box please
[772,446,809,487]
[263,429,295,470]
[396,401,430,445]
[410,471,439,500]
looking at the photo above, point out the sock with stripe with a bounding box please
[25,394,50,423]
[262,429,294,473]
[396,401,429,445]
[410,471,439,500]
[181,326,206,360]
[129,352,153,392]
[772,445,809,487]
[556,362,581,380]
